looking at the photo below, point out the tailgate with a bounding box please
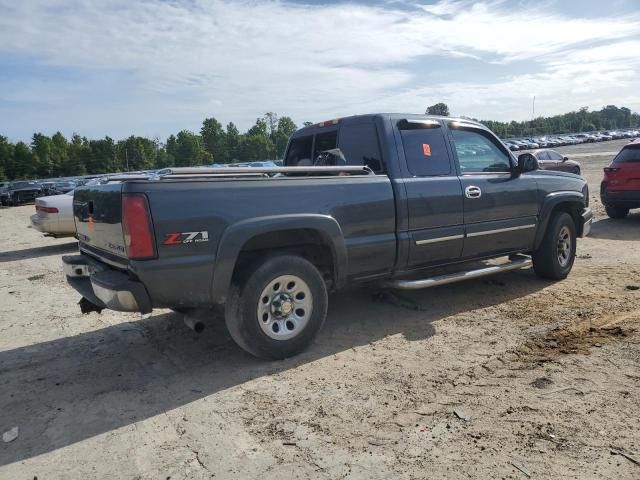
[73,183,127,259]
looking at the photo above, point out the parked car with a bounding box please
[6,181,42,205]
[531,150,581,175]
[600,139,640,218]
[61,114,592,360]
[0,182,9,206]
[30,191,76,237]
[575,134,595,143]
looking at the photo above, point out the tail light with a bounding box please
[604,167,620,173]
[122,194,156,259]
[36,205,59,214]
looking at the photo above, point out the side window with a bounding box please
[548,151,563,161]
[285,135,313,166]
[450,129,511,173]
[338,123,384,173]
[536,151,550,161]
[399,124,451,176]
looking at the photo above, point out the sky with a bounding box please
[1,0,639,142]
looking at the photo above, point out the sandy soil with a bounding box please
[1,139,639,479]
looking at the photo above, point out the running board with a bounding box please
[385,255,532,290]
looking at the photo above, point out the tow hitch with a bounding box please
[79,297,103,314]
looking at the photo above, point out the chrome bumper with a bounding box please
[581,208,593,237]
[62,255,152,313]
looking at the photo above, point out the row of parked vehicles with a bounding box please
[504,129,640,151]
[0,178,85,207]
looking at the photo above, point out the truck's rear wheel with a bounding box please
[225,255,328,359]
[532,212,576,280]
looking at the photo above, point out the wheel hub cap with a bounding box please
[257,275,313,341]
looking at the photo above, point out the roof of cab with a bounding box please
[291,113,484,137]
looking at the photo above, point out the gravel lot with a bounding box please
[1,139,639,479]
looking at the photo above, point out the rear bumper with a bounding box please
[601,188,640,207]
[581,207,593,237]
[62,254,152,313]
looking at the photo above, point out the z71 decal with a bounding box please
[163,231,209,245]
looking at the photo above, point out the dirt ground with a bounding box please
[1,139,639,479]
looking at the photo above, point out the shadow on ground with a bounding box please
[588,213,640,241]
[0,242,78,263]
[0,268,547,465]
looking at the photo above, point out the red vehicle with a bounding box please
[601,139,640,218]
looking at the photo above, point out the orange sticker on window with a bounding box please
[422,143,431,156]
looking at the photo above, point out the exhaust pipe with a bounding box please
[183,312,205,333]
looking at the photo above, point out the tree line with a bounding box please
[0,112,298,181]
[1,105,639,181]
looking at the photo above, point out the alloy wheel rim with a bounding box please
[556,226,572,267]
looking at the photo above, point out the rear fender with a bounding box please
[211,214,347,303]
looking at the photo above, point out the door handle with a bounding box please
[465,185,482,199]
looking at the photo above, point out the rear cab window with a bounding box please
[284,117,385,173]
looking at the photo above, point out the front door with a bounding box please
[448,125,539,259]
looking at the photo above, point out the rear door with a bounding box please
[396,119,464,268]
[448,124,539,259]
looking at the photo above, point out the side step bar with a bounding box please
[385,254,532,290]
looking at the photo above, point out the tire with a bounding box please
[532,212,576,280]
[605,204,629,219]
[225,255,328,360]
[573,167,581,175]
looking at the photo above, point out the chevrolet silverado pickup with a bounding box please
[63,114,592,359]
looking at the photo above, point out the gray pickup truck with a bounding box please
[63,114,592,359]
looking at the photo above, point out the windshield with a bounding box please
[9,181,38,190]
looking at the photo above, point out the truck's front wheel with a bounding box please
[532,212,576,280]
[225,255,328,359]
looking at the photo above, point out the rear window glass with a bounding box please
[614,147,640,163]
[285,135,313,166]
[313,131,338,159]
[338,123,384,173]
[399,125,451,176]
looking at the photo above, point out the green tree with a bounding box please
[31,133,53,177]
[172,130,210,167]
[0,136,14,180]
[225,122,240,162]
[273,116,297,158]
[426,102,450,116]
[201,117,228,163]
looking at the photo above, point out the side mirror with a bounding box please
[517,153,538,173]
[563,156,568,162]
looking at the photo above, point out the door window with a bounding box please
[451,129,512,173]
[399,124,451,176]
[536,151,550,161]
[547,151,563,161]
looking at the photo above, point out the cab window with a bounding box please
[399,123,451,176]
[285,136,313,166]
[338,122,384,173]
[450,128,511,173]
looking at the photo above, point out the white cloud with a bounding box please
[0,0,639,139]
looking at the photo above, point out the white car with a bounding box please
[30,191,75,237]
